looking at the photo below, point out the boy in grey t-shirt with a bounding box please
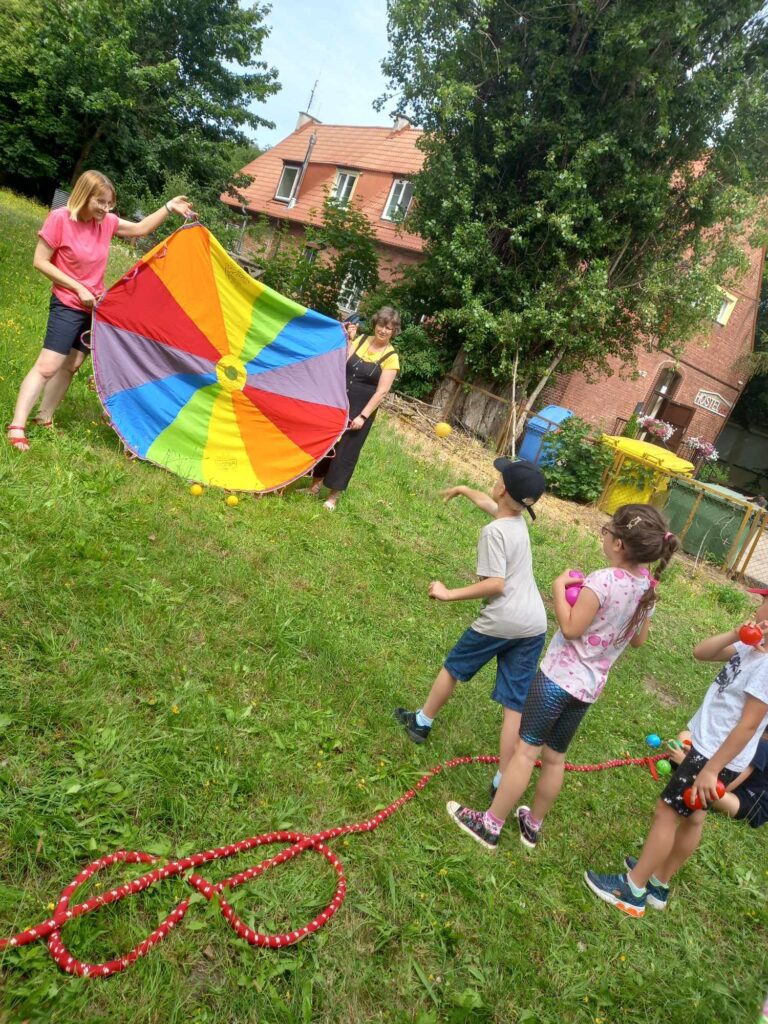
[395,459,547,790]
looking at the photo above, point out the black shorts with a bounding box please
[42,295,92,355]
[734,788,768,828]
[660,745,739,818]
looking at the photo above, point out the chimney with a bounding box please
[296,111,321,131]
[393,114,412,131]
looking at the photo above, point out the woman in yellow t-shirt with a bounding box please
[305,306,401,510]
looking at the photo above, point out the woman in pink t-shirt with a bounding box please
[8,170,194,451]
[446,503,680,853]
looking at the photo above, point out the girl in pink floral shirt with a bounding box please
[447,503,679,852]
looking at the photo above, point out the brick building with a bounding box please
[539,239,766,454]
[222,113,425,313]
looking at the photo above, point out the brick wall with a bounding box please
[539,241,765,446]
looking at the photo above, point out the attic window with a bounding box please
[382,179,413,221]
[275,164,301,202]
[332,170,359,207]
[715,290,737,327]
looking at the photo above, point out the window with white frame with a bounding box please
[332,170,359,206]
[338,272,364,313]
[382,179,414,221]
[715,290,737,327]
[275,163,301,202]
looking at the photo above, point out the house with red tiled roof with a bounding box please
[222,113,425,313]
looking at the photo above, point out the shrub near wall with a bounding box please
[541,416,614,503]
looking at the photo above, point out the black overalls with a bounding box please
[314,336,395,491]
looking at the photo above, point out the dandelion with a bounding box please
[438,867,448,877]
[47,902,55,911]
[620,954,626,962]
[171,705,180,714]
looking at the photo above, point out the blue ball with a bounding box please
[646,733,661,748]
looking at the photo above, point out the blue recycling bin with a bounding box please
[518,405,573,465]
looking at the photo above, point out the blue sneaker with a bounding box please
[583,871,646,918]
[446,801,498,852]
[624,856,669,910]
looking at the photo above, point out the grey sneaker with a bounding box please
[516,806,541,849]
[393,707,431,744]
[624,856,669,910]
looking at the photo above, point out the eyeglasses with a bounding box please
[91,198,115,211]
[601,525,616,537]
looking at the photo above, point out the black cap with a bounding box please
[493,458,546,520]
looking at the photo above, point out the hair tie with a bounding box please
[649,578,659,589]
[664,531,673,540]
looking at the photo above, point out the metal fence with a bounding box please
[598,458,768,586]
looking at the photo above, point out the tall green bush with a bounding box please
[541,416,614,503]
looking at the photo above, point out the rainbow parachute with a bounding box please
[92,224,348,491]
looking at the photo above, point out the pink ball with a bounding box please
[565,583,582,606]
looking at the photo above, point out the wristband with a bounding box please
[165,202,172,213]
[359,413,368,421]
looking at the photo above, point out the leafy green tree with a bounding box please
[378,0,768,402]
[0,0,278,209]
[249,195,380,318]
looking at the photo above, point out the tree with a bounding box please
[249,195,380,318]
[0,0,278,210]
[378,0,768,402]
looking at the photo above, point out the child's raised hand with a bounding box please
[553,569,577,592]
[428,580,450,601]
[738,620,768,651]
[439,487,462,503]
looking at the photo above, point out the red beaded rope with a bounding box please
[0,752,664,977]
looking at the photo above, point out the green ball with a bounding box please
[657,759,672,776]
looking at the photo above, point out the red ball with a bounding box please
[739,623,763,646]
[683,780,726,810]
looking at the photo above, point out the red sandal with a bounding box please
[7,425,30,451]
[31,416,54,428]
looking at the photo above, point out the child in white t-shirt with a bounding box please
[585,592,768,918]
[446,503,678,852]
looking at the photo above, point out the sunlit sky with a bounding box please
[251,0,397,147]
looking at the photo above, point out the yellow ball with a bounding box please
[435,421,452,438]
[189,483,204,496]
[225,495,239,507]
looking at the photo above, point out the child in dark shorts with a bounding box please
[586,593,768,918]
[668,729,768,828]
[394,460,547,787]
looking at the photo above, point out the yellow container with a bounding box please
[599,436,694,514]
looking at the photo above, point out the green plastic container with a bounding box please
[665,480,755,565]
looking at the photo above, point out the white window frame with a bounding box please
[338,273,364,314]
[332,169,360,207]
[715,289,737,327]
[382,179,413,221]
[275,163,301,203]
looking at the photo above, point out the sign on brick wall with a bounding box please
[693,390,732,417]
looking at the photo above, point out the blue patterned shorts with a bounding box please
[519,670,591,753]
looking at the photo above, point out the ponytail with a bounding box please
[610,506,680,643]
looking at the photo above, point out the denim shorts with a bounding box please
[443,627,545,712]
[42,295,92,355]
[519,670,591,753]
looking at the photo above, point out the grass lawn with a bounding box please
[0,188,765,1024]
